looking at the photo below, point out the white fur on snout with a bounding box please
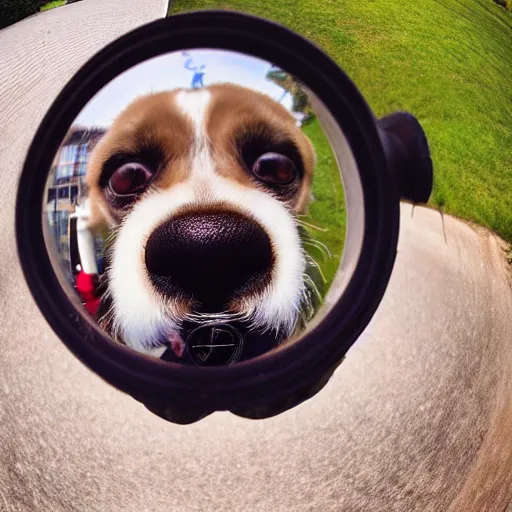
[109,177,305,352]
[109,184,196,351]
[209,176,306,334]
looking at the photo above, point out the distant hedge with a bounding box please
[494,0,512,11]
[0,0,41,29]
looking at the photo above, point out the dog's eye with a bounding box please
[252,153,297,186]
[109,163,152,196]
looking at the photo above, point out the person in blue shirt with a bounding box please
[183,52,207,89]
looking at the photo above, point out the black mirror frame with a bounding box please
[16,10,400,423]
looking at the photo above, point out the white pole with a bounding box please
[71,199,98,275]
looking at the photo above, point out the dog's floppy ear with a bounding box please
[85,189,112,236]
[83,137,118,237]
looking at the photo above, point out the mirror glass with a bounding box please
[42,49,350,366]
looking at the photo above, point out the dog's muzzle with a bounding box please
[144,210,274,312]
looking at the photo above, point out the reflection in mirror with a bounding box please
[43,49,347,366]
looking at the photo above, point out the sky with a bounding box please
[75,49,295,128]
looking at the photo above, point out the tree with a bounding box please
[266,66,315,123]
[0,0,41,29]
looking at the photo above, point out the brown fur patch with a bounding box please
[85,90,195,232]
[206,83,316,213]
[85,84,316,233]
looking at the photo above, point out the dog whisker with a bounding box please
[298,224,332,264]
[310,238,332,258]
[303,273,323,303]
[297,218,329,233]
[103,227,120,253]
[185,311,242,324]
[301,276,322,329]
[304,255,328,286]
[302,239,331,260]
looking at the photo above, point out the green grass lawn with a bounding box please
[301,119,345,286]
[170,0,512,254]
[40,0,66,11]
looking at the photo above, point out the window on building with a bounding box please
[95,237,105,274]
[71,186,78,203]
[59,211,69,240]
[50,210,68,244]
[54,165,74,184]
[59,144,78,166]
[58,187,70,199]
[77,143,89,176]
[55,144,78,184]
[47,188,57,204]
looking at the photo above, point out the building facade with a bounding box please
[45,125,106,274]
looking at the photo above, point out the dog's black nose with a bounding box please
[144,210,274,311]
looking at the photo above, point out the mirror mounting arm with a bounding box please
[377,112,433,205]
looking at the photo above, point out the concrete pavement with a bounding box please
[1,1,512,511]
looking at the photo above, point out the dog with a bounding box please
[84,83,320,363]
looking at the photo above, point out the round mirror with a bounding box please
[44,49,347,365]
[16,11,432,423]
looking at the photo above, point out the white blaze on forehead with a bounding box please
[175,89,212,140]
[175,89,216,181]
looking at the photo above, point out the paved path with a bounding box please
[1,2,512,511]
